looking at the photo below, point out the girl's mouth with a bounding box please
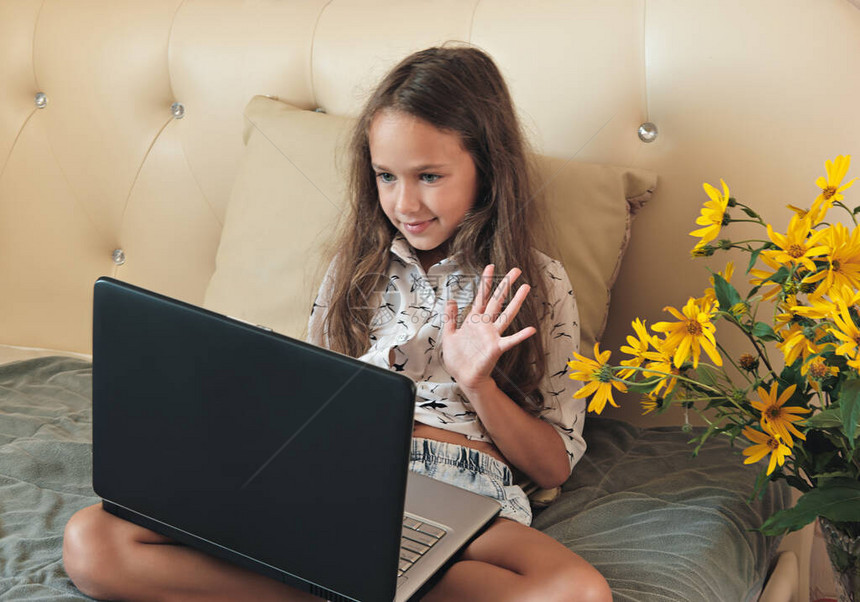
[403,219,435,234]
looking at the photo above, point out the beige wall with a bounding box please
[602,0,860,424]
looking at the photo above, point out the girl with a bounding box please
[63,46,611,601]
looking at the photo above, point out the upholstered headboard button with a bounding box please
[171,102,185,119]
[637,122,658,143]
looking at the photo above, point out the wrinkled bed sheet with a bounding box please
[0,357,787,601]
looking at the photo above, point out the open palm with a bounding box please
[441,264,536,392]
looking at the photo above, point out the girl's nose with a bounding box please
[395,181,421,215]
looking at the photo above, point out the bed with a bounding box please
[4,0,860,599]
[0,355,787,600]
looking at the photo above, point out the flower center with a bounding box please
[787,244,805,259]
[823,186,838,200]
[686,320,703,336]
[767,435,780,451]
[766,407,782,420]
[832,259,841,272]
[809,361,828,379]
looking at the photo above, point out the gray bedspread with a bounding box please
[0,356,787,601]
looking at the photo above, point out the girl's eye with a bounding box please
[421,174,441,184]
[376,172,395,184]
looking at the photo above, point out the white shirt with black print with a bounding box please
[307,234,586,473]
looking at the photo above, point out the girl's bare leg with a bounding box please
[63,503,323,602]
[423,517,612,602]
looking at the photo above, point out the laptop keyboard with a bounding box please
[399,515,446,577]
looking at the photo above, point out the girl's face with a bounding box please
[369,109,478,269]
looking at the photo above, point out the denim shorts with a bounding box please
[409,438,532,526]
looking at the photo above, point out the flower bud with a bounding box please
[727,197,738,208]
[783,280,799,296]
[799,281,817,294]
[739,353,759,371]
[731,390,747,405]
[691,245,716,258]
[730,302,749,317]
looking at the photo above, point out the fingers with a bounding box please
[499,325,537,353]
[443,298,458,336]
[473,264,495,314]
[484,267,522,320]
[496,282,530,332]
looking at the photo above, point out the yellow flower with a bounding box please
[828,301,860,360]
[816,155,856,207]
[652,298,722,368]
[789,295,837,321]
[804,223,860,299]
[690,179,730,248]
[640,396,660,415]
[749,253,786,302]
[783,156,853,234]
[750,383,809,446]
[802,356,839,392]
[763,214,828,273]
[618,318,653,379]
[642,340,681,398]
[828,284,860,308]
[569,343,627,415]
[701,261,734,306]
[742,426,792,476]
[776,322,825,367]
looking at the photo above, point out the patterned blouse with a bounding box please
[307,234,586,473]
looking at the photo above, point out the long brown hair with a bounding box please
[322,45,553,415]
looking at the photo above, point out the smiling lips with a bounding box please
[403,218,435,234]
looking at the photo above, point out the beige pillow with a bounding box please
[205,95,656,355]
[204,97,352,337]
[535,158,656,352]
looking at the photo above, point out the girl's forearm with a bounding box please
[459,379,570,489]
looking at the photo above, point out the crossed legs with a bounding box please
[64,504,611,602]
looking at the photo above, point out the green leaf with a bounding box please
[750,468,772,501]
[782,474,813,493]
[760,478,860,535]
[809,471,854,481]
[626,381,660,395]
[695,364,722,388]
[740,206,760,219]
[840,378,860,448]
[713,273,742,313]
[752,322,780,342]
[806,408,845,429]
[747,243,775,273]
[748,266,790,298]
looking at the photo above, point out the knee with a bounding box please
[63,504,121,600]
[543,563,612,602]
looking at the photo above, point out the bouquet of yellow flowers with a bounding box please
[568,156,860,542]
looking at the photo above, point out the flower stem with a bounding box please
[833,201,858,226]
[715,342,753,384]
[723,313,778,379]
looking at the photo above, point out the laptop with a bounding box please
[91,276,500,602]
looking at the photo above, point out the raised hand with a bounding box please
[441,264,536,392]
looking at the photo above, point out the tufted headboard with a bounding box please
[2,0,860,431]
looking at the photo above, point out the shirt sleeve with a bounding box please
[537,257,587,475]
[306,258,338,349]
